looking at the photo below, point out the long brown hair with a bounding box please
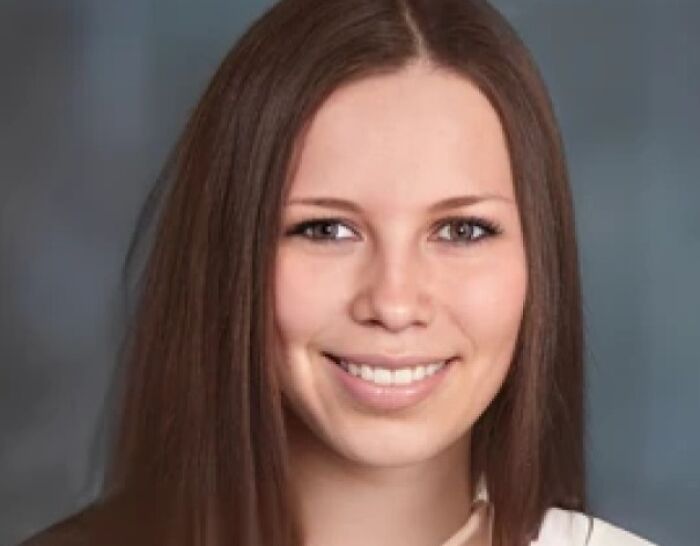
[24,1,585,545]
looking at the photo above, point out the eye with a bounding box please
[432,216,501,245]
[285,218,358,243]
[285,216,502,245]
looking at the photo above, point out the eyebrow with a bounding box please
[285,194,514,213]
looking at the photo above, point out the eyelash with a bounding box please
[284,216,502,246]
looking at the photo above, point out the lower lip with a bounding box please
[324,354,456,413]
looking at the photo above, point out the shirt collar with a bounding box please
[439,474,493,546]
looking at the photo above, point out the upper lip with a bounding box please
[326,352,455,369]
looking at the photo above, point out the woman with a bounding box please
[23,0,657,545]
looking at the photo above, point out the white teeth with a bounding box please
[340,360,447,386]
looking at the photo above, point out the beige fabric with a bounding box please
[440,475,492,546]
[439,477,657,546]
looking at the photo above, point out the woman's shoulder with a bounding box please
[532,507,657,546]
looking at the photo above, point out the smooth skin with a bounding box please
[274,60,528,546]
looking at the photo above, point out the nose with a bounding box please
[349,246,434,332]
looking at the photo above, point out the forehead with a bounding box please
[288,63,514,210]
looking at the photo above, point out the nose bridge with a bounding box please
[351,232,433,331]
[375,238,422,292]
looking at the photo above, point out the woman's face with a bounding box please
[274,63,527,467]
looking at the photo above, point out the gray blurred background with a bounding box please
[1,1,698,545]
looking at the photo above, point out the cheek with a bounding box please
[443,251,527,353]
[438,252,527,425]
[274,249,345,344]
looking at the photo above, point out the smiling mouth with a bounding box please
[321,351,456,411]
[323,352,454,387]
[323,351,454,367]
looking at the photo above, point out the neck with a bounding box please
[286,411,473,546]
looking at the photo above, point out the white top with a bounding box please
[440,477,657,546]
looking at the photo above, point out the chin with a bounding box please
[326,420,458,468]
